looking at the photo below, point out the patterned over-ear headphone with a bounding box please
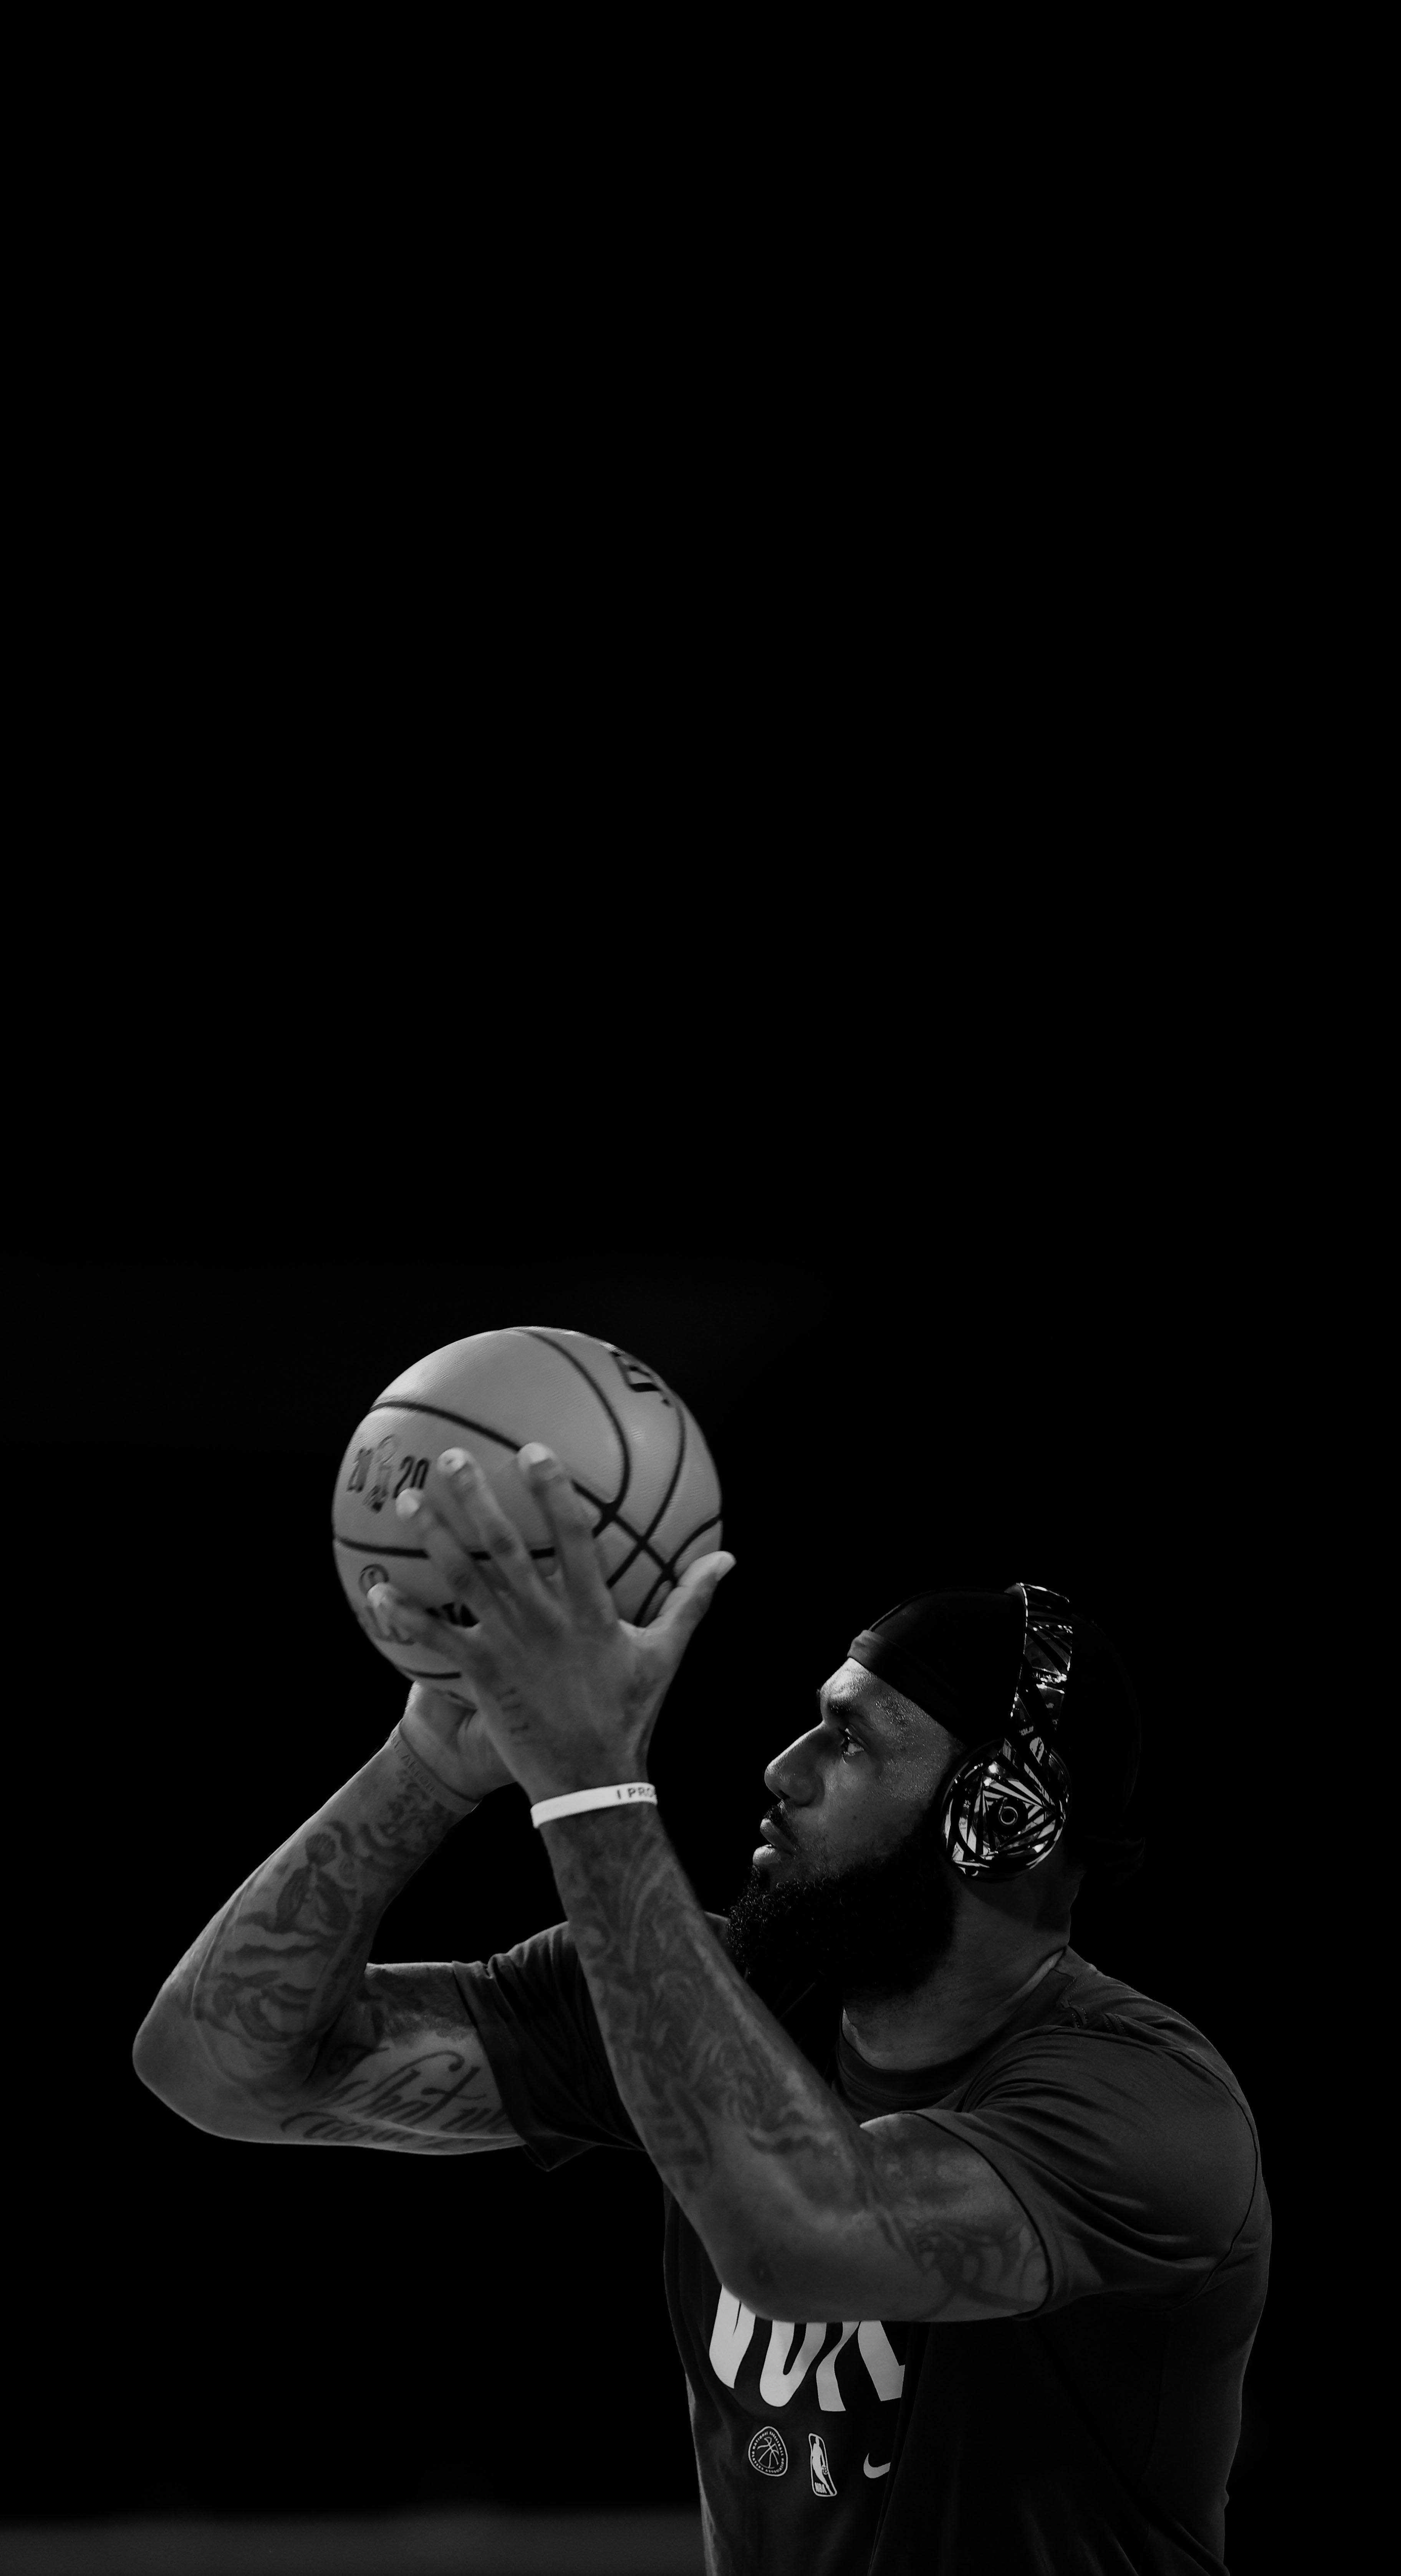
[937,1583,1074,1880]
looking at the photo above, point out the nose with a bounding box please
[763,1727,825,1807]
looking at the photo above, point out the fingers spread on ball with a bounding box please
[427,1450,500,1556]
[431,1446,545,1597]
[517,1444,614,1618]
[398,1487,499,1620]
[367,1582,427,1644]
[646,1551,737,1651]
[368,1582,497,1689]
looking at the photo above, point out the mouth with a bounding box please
[758,1811,797,1854]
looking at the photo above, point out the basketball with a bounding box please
[331,1326,724,1703]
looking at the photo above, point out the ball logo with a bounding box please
[747,2426,787,2477]
[346,1438,399,1511]
[606,1343,672,1403]
[355,1564,390,1637]
[364,1437,397,1513]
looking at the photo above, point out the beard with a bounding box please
[724,1794,958,2011]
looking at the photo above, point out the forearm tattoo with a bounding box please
[167,1738,494,2140]
[273,1963,510,2148]
[543,1809,1044,2316]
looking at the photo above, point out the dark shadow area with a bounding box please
[0,2507,705,2573]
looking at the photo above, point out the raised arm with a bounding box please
[133,1689,520,2155]
[364,1447,1049,2311]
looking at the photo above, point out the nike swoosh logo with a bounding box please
[863,2456,890,2479]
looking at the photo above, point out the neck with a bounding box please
[840,1917,1069,2070]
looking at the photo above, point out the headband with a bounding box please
[848,1587,1026,1738]
[850,1584,1075,1875]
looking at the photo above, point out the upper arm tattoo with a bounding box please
[851,2116,1049,2321]
[157,1733,519,2155]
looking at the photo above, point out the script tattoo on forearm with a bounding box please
[280,2074,494,2147]
[272,1963,509,2146]
[543,1809,1044,2316]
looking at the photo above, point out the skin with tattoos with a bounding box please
[542,1801,1050,2321]
[136,1435,1054,2322]
[134,1712,520,2152]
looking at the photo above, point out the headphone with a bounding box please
[937,1583,1074,1881]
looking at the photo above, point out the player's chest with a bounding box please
[667,2228,910,2505]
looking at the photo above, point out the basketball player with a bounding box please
[134,1444,1269,2574]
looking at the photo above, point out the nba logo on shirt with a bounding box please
[809,2434,838,2498]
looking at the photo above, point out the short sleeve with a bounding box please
[914,2026,1262,2311]
[452,1921,643,2170]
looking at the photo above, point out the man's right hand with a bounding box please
[398,1681,518,1805]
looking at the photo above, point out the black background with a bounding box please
[8,1254,1291,2564]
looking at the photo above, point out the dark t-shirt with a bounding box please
[454,1930,1269,2576]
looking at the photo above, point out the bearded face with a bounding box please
[725,1788,958,2011]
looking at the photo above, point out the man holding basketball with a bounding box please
[135,1444,1269,2575]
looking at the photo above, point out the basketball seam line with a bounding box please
[340,1349,710,1587]
[631,1509,722,1624]
[340,1391,709,1587]
[599,1371,690,1596]
[331,1538,557,1563]
[357,1399,593,1475]
[347,1509,722,1676]
[511,1329,633,1528]
[356,1511,722,1674]
[335,1506,718,1590]
[353,1389,637,1540]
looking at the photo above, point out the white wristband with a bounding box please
[530,1782,658,1829]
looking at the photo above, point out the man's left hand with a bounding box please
[368,1442,734,1804]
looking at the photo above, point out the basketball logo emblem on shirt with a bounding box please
[748,2426,787,2477]
[809,2434,838,2498]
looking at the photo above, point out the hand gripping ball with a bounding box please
[332,1326,723,1704]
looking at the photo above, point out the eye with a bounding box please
[840,1726,862,1757]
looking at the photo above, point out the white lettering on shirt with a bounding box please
[708,2289,758,2389]
[856,2320,905,2401]
[815,2322,859,2412]
[759,2321,827,2406]
[708,2293,905,2411]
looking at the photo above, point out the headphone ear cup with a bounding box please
[939,1740,1071,1881]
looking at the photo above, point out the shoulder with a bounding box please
[1058,1955,1259,2125]
[960,1956,1263,2245]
